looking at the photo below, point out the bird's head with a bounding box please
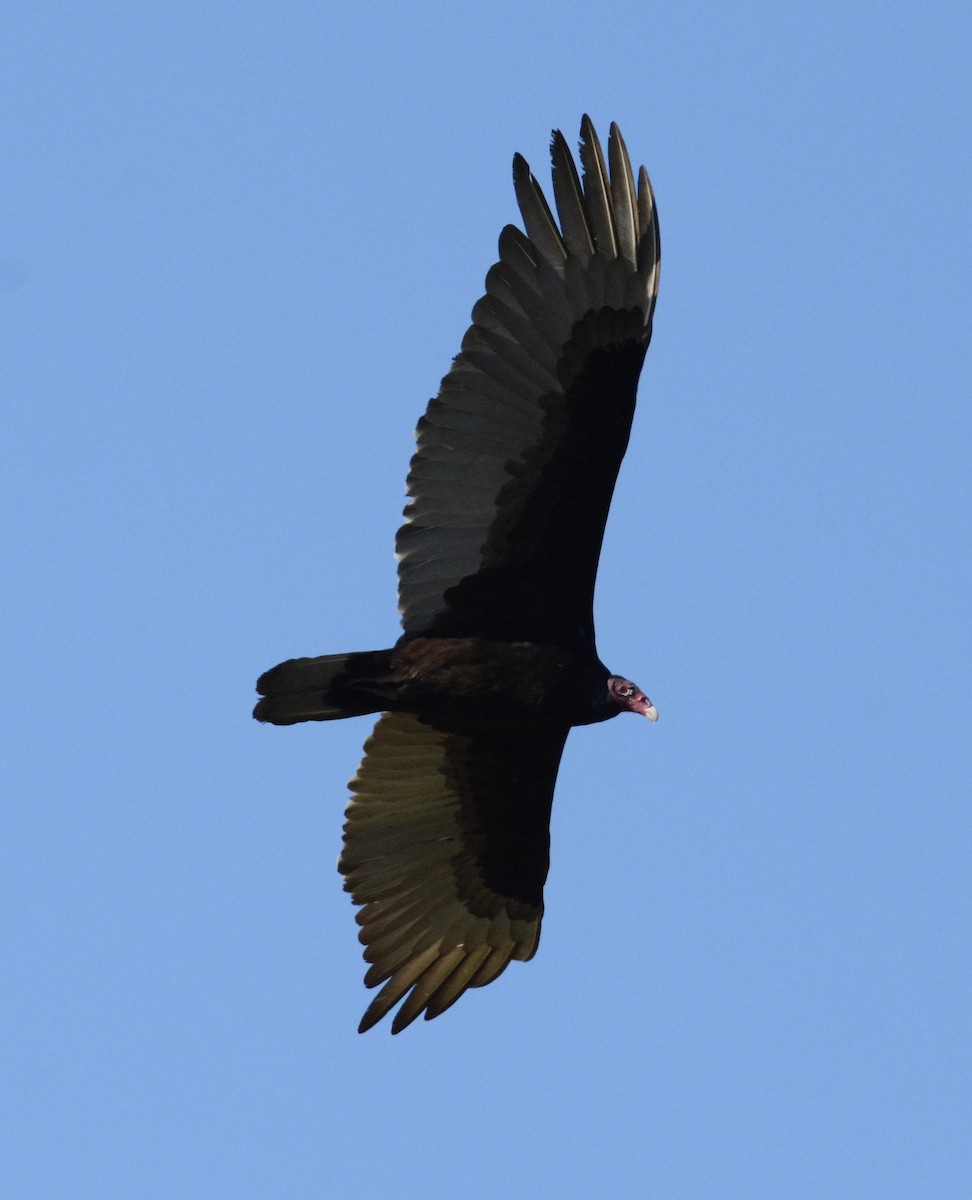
[607,675,658,721]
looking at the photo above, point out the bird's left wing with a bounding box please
[339,711,569,1033]
[396,117,660,651]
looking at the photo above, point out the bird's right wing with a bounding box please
[396,116,660,651]
[339,711,569,1033]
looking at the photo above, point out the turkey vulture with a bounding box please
[255,116,661,1033]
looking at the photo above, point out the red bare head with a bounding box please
[607,675,658,721]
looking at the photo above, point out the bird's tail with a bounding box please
[254,649,395,725]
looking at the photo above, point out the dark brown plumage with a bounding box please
[255,116,661,1033]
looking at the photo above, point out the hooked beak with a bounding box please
[643,703,658,722]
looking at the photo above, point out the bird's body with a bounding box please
[255,117,661,1033]
[257,638,624,729]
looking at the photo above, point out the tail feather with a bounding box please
[254,649,394,725]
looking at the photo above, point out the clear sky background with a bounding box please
[3,3,970,1197]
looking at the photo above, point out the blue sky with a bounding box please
[3,3,970,1197]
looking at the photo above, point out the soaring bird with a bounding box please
[255,116,661,1033]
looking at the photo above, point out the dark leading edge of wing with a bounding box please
[395,116,660,651]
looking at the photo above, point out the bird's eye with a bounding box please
[615,683,634,698]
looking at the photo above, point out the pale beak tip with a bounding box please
[644,704,658,722]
